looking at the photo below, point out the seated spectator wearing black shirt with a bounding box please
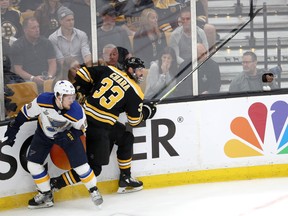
[11,17,57,91]
[197,43,221,94]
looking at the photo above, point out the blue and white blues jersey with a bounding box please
[20,92,87,139]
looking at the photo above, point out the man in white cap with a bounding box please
[49,6,92,69]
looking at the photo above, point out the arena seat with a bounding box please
[6,82,38,116]
[43,79,54,92]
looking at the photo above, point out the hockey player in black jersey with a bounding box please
[2,80,103,209]
[50,57,157,194]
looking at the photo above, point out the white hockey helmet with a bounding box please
[54,80,75,98]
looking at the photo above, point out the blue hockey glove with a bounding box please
[3,120,19,147]
[54,129,76,146]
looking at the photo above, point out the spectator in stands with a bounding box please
[1,0,23,45]
[122,0,154,33]
[169,7,208,64]
[11,17,57,91]
[133,8,167,67]
[49,6,92,67]
[99,44,130,69]
[34,0,62,38]
[145,46,178,99]
[194,0,217,50]
[101,43,121,67]
[68,0,92,42]
[152,0,217,49]
[229,51,278,92]
[153,0,182,32]
[15,0,41,12]
[96,0,110,28]
[197,43,221,94]
[96,1,133,36]
[97,4,132,58]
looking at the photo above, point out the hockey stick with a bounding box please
[151,5,263,105]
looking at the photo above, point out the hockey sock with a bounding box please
[118,158,131,176]
[60,169,81,187]
[74,163,97,190]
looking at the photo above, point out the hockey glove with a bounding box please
[54,128,82,148]
[142,102,157,121]
[54,129,76,147]
[3,120,20,147]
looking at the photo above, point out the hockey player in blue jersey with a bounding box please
[2,80,103,209]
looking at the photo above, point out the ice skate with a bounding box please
[89,186,103,207]
[117,174,143,194]
[50,177,60,193]
[28,190,54,209]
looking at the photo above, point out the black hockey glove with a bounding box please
[3,120,20,147]
[142,102,157,121]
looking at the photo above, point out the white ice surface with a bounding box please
[2,177,288,216]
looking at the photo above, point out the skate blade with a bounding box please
[117,186,143,194]
[28,202,54,209]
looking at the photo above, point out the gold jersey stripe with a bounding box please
[63,113,77,122]
[85,101,118,119]
[85,111,115,125]
[77,67,93,83]
[38,103,54,108]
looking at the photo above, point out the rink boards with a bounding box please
[1,94,288,210]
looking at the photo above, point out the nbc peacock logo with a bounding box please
[224,101,288,158]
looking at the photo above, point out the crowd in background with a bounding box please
[2,0,279,118]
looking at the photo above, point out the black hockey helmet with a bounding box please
[123,57,145,83]
[124,57,145,71]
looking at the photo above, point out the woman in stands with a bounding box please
[133,8,167,68]
[144,46,178,99]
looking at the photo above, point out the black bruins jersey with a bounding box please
[2,9,23,39]
[75,65,144,128]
